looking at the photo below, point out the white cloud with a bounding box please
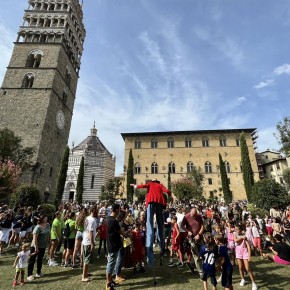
[273,63,290,75]
[253,79,275,89]
[238,96,247,102]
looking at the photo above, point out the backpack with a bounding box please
[62,221,71,239]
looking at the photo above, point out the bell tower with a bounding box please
[0,0,86,199]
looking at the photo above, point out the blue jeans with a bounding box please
[106,251,119,275]
[114,247,124,275]
[146,202,164,266]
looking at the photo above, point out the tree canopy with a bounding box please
[219,153,232,204]
[126,149,135,203]
[251,178,290,210]
[275,116,290,156]
[171,166,204,201]
[0,128,34,168]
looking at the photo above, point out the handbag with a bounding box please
[123,236,131,248]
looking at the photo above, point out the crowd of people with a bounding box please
[0,190,290,290]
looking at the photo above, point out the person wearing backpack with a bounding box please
[62,212,76,267]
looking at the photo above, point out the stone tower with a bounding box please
[0,0,86,200]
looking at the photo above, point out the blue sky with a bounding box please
[1,0,290,175]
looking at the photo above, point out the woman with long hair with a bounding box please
[72,208,88,268]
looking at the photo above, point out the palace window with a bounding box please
[208,178,212,185]
[134,163,141,174]
[134,138,141,149]
[151,162,158,174]
[168,162,176,174]
[224,161,230,173]
[219,136,227,147]
[185,137,192,148]
[236,138,240,146]
[187,161,194,173]
[167,137,174,148]
[151,138,158,149]
[205,161,212,173]
[202,137,209,147]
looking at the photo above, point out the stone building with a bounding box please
[257,150,289,186]
[0,0,85,200]
[63,124,116,202]
[121,128,260,201]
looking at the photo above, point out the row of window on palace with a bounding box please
[134,137,241,149]
[134,161,241,174]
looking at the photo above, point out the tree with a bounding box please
[135,188,147,203]
[275,116,290,156]
[187,165,205,197]
[0,160,22,201]
[219,153,232,204]
[76,156,84,204]
[251,179,290,210]
[10,185,41,209]
[54,146,70,206]
[283,168,290,190]
[100,177,123,202]
[240,132,254,201]
[168,170,171,190]
[0,128,34,168]
[126,149,134,203]
[171,177,196,202]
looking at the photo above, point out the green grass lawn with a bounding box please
[0,245,289,290]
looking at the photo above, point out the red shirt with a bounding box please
[136,181,171,208]
[182,213,203,237]
[98,224,107,240]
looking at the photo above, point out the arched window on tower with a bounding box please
[151,162,158,174]
[21,73,35,88]
[62,89,68,104]
[26,49,43,68]
[65,67,72,86]
[187,161,194,173]
[134,163,141,174]
[91,174,95,189]
[205,161,212,173]
[168,162,176,174]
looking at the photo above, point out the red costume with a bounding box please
[97,223,107,240]
[136,181,172,208]
[132,230,144,263]
[171,223,181,251]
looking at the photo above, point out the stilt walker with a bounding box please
[131,179,175,285]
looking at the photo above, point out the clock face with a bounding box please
[56,110,65,129]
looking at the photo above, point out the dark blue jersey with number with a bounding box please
[200,245,218,274]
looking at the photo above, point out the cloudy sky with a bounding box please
[1,0,290,174]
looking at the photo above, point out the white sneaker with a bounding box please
[252,283,258,290]
[240,279,246,286]
[35,273,44,278]
[27,275,34,281]
[49,260,59,266]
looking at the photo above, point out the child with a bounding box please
[13,243,33,287]
[226,221,236,266]
[251,221,262,257]
[200,232,218,290]
[215,234,233,290]
[234,224,258,290]
[97,218,107,258]
[168,216,183,268]
[131,223,145,274]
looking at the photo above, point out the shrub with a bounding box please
[247,203,268,218]
[39,203,56,222]
[10,184,41,209]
